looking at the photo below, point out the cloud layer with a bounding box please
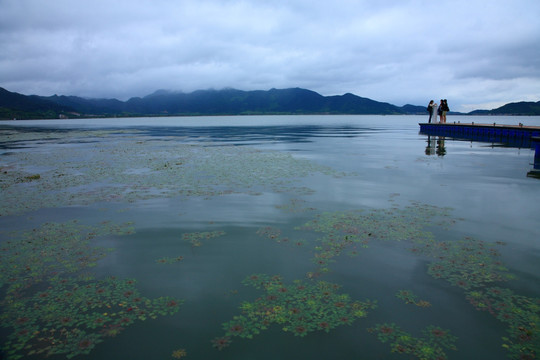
[1,0,539,112]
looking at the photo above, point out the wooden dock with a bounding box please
[419,122,540,147]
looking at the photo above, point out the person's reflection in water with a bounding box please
[425,135,436,155]
[527,137,540,178]
[436,137,446,156]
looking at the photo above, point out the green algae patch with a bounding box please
[296,203,455,272]
[0,129,341,216]
[409,232,539,358]
[182,230,226,247]
[466,287,540,360]
[396,290,432,308]
[156,256,185,264]
[412,237,511,290]
[256,202,540,359]
[22,174,41,181]
[0,220,133,291]
[275,198,316,213]
[1,276,181,359]
[212,274,376,350]
[369,323,458,360]
[0,220,182,360]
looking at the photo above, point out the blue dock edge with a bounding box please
[419,122,540,148]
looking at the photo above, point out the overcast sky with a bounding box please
[1,0,539,112]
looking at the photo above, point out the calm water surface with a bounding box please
[1,115,539,360]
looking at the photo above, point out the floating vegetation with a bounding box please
[396,290,432,308]
[257,226,282,240]
[22,174,41,181]
[409,232,538,358]
[171,348,188,359]
[0,220,182,359]
[275,198,316,213]
[256,202,540,359]
[369,323,457,360]
[413,237,512,290]
[182,230,226,247]
[291,202,536,359]
[256,226,291,244]
[466,287,540,359]
[1,276,181,359]
[213,274,376,350]
[297,203,454,272]
[157,256,184,264]
[256,226,308,249]
[0,220,133,293]
[0,129,341,216]
[258,202,539,359]
[211,336,232,350]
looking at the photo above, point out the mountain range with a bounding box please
[1,86,539,120]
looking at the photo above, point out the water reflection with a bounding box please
[424,135,446,156]
[421,129,539,178]
[527,137,540,178]
[134,125,381,145]
[0,124,382,148]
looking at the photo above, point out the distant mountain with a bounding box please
[0,87,76,119]
[44,94,126,114]
[469,101,540,116]
[119,88,409,116]
[0,86,538,119]
[400,104,428,115]
[0,87,411,119]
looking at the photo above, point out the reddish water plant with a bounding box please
[214,274,376,349]
[211,336,231,350]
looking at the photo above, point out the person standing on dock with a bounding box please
[430,100,438,123]
[427,100,435,123]
[441,99,449,123]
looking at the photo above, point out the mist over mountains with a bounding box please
[1,86,539,120]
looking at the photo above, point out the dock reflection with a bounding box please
[421,129,540,179]
[528,137,540,178]
[425,135,446,157]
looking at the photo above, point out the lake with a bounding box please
[1,115,539,360]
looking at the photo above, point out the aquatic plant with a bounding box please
[212,274,376,350]
[275,198,316,213]
[156,256,184,264]
[415,237,512,290]
[256,202,538,359]
[297,203,454,272]
[256,226,294,245]
[256,226,282,240]
[22,174,41,181]
[396,290,432,308]
[410,232,538,358]
[1,275,181,359]
[1,129,341,216]
[293,203,539,359]
[466,287,540,359]
[0,220,182,359]
[0,220,133,294]
[211,336,232,350]
[182,230,225,247]
[369,323,457,360]
[171,348,187,359]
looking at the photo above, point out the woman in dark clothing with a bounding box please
[440,99,449,123]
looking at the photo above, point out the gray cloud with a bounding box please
[1,0,539,112]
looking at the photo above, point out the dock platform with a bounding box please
[419,122,540,147]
